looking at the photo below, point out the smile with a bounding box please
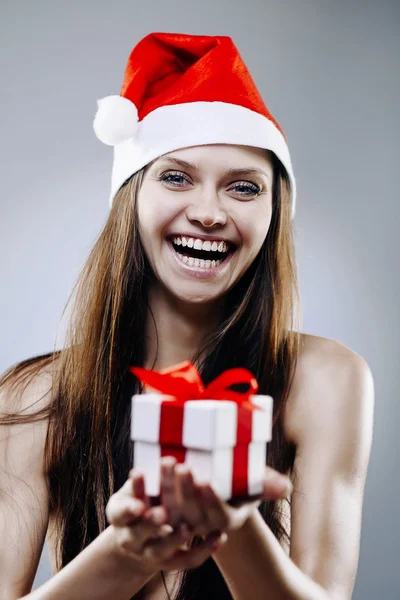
[166,238,236,278]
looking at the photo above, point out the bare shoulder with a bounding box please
[297,331,370,367]
[0,354,58,414]
[284,333,374,450]
[0,355,58,462]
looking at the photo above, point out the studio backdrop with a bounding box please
[0,1,398,598]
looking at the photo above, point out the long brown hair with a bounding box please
[0,150,301,599]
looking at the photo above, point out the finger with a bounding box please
[160,457,181,527]
[106,494,147,527]
[120,471,140,498]
[131,471,150,509]
[262,467,293,500]
[161,530,228,571]
[142,504,169,526]
[117,521,174,556]
[175,465,207,530]
[141,521,193,561]
[197,484,230,532]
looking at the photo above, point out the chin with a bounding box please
[176,292,221,306]
[165,285,224,306]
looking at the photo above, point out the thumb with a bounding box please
[262,467,293,500]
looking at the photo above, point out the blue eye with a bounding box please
[158,171,189,186]
[231,182,261,196]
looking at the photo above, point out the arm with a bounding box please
[212,345,374,600]
[24,526,154,600]
[0,371,51,598]
[0,371,152,600]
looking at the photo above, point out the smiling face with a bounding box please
[137,144,274,306]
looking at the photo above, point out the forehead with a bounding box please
[151,144,273,177]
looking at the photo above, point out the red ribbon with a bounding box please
[130,360,259,406]
[130,361,261,497]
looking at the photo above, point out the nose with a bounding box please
[185,188,228,228]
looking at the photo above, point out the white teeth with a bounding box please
[175,251,222,268]
[171,236,231,253]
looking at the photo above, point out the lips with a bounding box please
[166,238,236,278]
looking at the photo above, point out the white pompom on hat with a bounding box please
[93,95,139,146]
[94,32,297,218]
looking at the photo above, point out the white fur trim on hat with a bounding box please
[108,101,297,218]
[93,95,139,146]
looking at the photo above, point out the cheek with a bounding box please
[234,198,272,238]
[138,187,180,236]
[137,202,163,243]
[239,211,271,251]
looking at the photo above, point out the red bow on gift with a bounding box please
[129,360,259,412]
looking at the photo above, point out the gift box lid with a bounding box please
[131,393,272,451]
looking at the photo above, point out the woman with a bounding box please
[0,32,374,600]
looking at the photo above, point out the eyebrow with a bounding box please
[158,156,271,180]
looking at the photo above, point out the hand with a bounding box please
[105,469,227,577]
[160,456,293,537]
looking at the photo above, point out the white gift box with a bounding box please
[131,393,273,501]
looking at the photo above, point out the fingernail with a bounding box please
[276,476,292,494]
[162,456,177,469]
[175,464,190,477]
[210,532,228,548]
[159,524,174,536]
[150,507,165,524]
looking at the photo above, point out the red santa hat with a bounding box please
[93,32,297,218]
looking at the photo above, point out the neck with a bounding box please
[143,284,223,371]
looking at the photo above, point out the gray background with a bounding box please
[1,0,398,597]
